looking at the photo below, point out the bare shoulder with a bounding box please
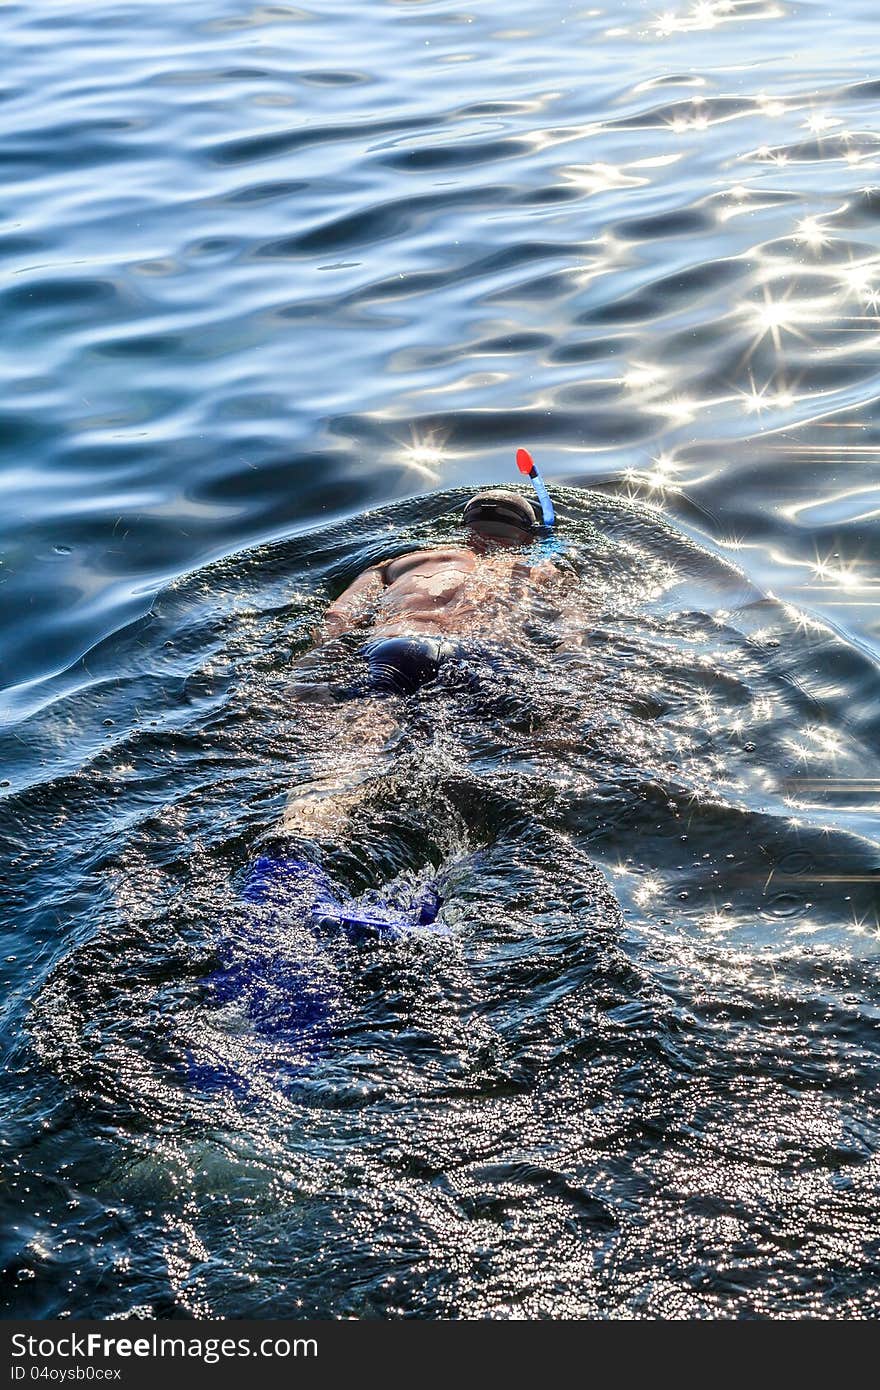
[384,546,475,581]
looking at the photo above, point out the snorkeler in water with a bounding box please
[275,451,566,927]
[312,452,565,698]
[283,451,568,835]
[201,454,566,1063]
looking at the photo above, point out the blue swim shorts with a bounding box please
[361,635,470,695]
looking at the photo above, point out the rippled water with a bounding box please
[2,0,880,1319]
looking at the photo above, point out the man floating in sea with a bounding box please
[283,451,568,836]
[319,476,561,693]
[249,452,568,930]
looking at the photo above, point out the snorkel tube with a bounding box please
[516,448,555,528]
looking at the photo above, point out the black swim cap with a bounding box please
[462,489,540,536]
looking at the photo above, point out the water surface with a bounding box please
[2,0,879,1319]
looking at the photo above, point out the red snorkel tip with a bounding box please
[516,447,536,476]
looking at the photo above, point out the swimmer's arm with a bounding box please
[529,558,576,587]
[316,565,386,641]
[506,557,572,602]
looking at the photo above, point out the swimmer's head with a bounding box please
[462,489,540,544]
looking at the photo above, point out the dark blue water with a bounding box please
[2,0,880,1319]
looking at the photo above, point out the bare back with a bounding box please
[320,544,559,643]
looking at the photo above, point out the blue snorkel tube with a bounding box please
[516,448,555,528]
